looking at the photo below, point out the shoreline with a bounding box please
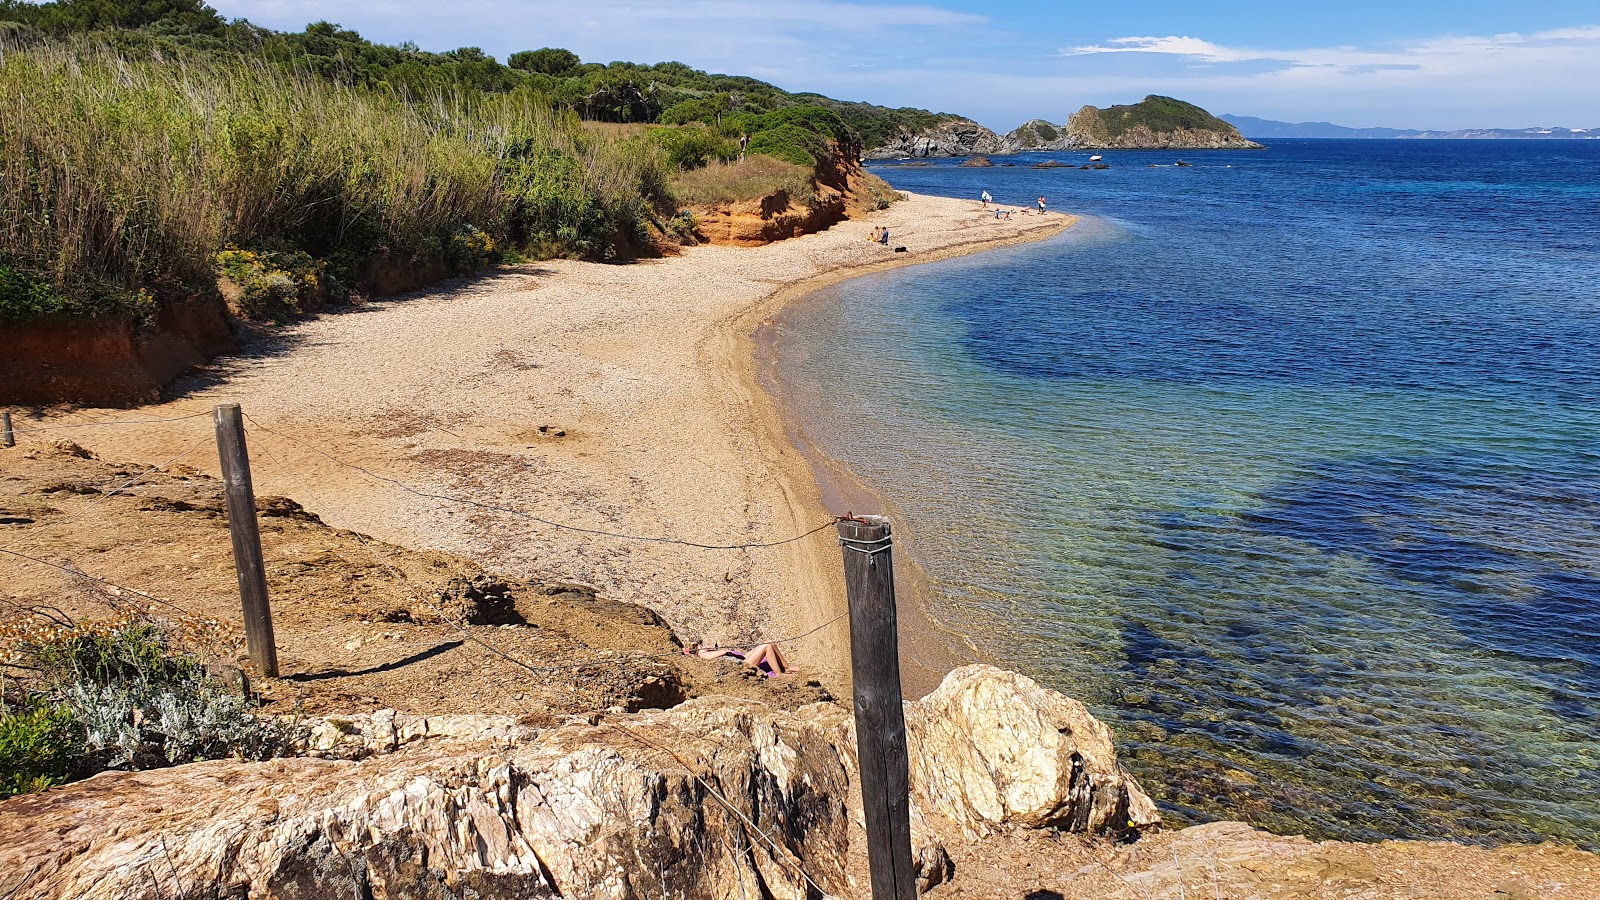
[707,197,1075,688]
[10,192,1072,696]
[739,225,1077,695]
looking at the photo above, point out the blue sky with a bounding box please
[211,1,1600,130]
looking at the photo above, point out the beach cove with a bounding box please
[15,192,1072,695]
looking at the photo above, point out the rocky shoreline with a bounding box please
[5,666,1595,898]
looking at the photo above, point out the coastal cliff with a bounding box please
[865,118,1014,159]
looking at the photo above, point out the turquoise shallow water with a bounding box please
[772,140,1600,844]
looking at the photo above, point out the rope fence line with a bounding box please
[3,412,845,897]
[0,546,197,618]
[244,414,838,552]
[246,423,848,673]
[249,425,843,893]
[0,411,849,676]
[0,435,213,555]
[2,409,214,436]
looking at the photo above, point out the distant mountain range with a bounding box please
[1222,115,1598,140]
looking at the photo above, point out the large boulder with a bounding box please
[0,667,1157,899]
[905,665,1159,838]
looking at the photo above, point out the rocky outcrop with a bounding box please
[865,118,1015,159]
[865,98,1263,158]
[0,666,1156,900]
[1063,96,1263,150]
[1006,118,1074,151]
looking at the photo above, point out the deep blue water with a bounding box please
[773,140,1600,844]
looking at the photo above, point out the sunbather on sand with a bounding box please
[683,640,790,676]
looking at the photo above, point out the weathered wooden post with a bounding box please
[1,411,13,448]
[837,515,916,900]
[213,403,278,677]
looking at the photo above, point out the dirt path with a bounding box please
[5,193,1073,692]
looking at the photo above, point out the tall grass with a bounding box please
[669,156,815,209]
[0,40,673,322]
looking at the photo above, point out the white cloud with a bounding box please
[1065,26,1600,79]
[1067,36,1259,64]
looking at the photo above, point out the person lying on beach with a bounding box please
[683,640,790,677]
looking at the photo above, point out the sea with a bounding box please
[767,139,1600,845]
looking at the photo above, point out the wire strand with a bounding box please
[5,410,213,435]
[246,425,846,672]
[0,435,212,555]
[244,414,836,552]
[0,546,192,615]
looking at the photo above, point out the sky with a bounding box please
[208,1,1600,131]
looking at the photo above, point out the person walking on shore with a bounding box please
[1037,195,1047,214]
[981,190,992,209]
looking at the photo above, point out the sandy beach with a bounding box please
[12,192,1073,691]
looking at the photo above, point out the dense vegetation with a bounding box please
[0,0,934,324]
[1083,95,1243,141]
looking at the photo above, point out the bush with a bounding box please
[0,702,80,798]
[500,144,613,258]
[746,124,833,167]
[215,247,334,323]
[649,124,736,171]
[0,610,299,795]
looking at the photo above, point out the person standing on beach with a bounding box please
[981,190,992,208]
[1037,195,1047,214]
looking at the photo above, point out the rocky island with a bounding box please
[866,95,1263,158]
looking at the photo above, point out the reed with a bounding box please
[0,39,673,321]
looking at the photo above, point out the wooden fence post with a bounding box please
[1,411,13,448]
[213,403,278,678]
[838,515,916,900]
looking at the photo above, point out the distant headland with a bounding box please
[1222,114,1600,140]
[865,95,1263,159]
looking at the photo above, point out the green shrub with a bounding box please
[0,702,81,798]
[0,611,299,794]
[746,124,833,167]
[500,143,614,258]
[649,124,736,171]
[215,248,333,323]
[446,225,496,268]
